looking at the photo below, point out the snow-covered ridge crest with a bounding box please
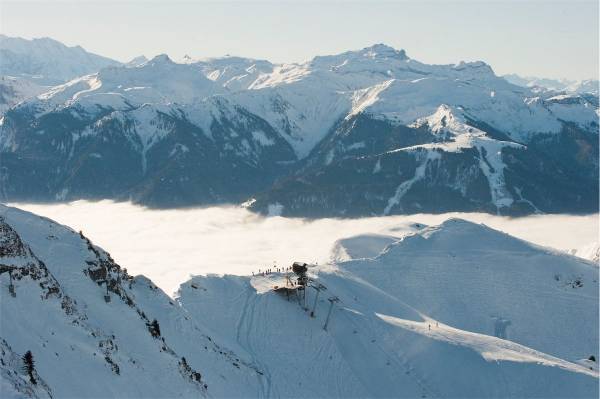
[410,103,465,134]
[28,54,226,116]
[0,204,264,398]
[178,217,598,398]
[0,34,120,85]
[11,42,598,159]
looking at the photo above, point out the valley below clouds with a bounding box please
[13,200,599,296]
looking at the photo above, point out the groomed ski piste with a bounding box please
[1,204,598,398]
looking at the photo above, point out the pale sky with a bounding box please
[1,0,598,80]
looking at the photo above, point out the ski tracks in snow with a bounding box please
[236,286,273,398]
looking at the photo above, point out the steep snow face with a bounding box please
[29,55,223,115]
[0,76,47,115]
[189,56,275,91]
[179,218,598,398]
[0,205,263,398]
[232,84,351,158]
[0,35,120,85]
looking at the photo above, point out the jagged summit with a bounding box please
[359,43,408,60]
[150,53,173,63]
[125,55,149,67]
[309,43,409,68]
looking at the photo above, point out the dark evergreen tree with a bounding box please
[148,319,161,338]
[22,350,36,385]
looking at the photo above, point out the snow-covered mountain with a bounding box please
[503,73,599,96]
[0,204,263,398]
[180,218,599,397]
[0,35,120,116]
[0,35,120,85]
[3,205,597,397]
[0,41,598,215]
[125,55,149,68]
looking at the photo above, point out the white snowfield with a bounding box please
[1,204,598,398]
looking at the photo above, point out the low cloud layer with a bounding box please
[12,201,599,296]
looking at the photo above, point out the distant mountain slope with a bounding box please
[0,204,263,398]
[0,35,121,85]
[503,73,599,96]
[179,218,599,398]
[0,76,47,115]
[0,41,598,215]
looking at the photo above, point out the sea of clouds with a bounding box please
[12,200,599,296]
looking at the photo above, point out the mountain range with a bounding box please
[1,204,598,397]
[0,36,598,217]
[503,73,599,95]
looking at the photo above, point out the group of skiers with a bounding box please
[252,266,292,277]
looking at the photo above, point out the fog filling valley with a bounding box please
[12,201,599,296]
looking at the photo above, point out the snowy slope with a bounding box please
[0,76,47,115]
[179,219,599,398]
[572,242,600,264]
[1,205,598,397]
[0,204,263,398]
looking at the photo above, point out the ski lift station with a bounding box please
[251,261,339,330]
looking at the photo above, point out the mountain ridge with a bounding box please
[0,40,598,216]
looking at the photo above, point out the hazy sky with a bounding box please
[1,0,598,80]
